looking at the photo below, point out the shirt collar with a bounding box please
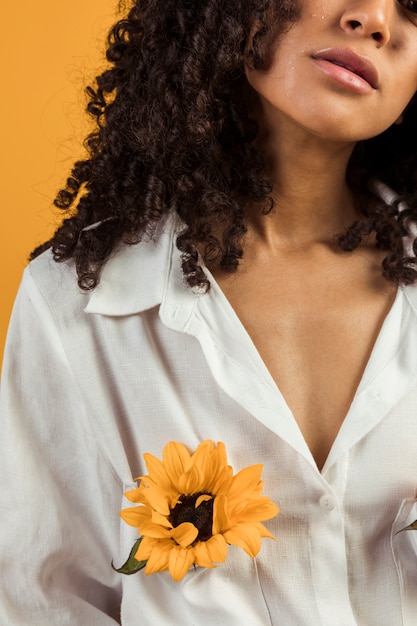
[84,215,178,316]
[84,182,414,319]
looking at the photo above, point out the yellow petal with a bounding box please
[135,535,158,561]
[205,534,228,563]
[227,465,264,507]
[162,442,191,488]
[144,539,172,575]
[179,463,204,495]
[212,494,230,534]
[232,497,279,523]
[195,494,213,508]
[256,522,275,539]
[193,541,216,568]
[151,510,173,528]
[167,493,183,511]
[191,440,214,462]
[168,545,195,581]
[138,520,171,539]
[190,440,216,483]
[170,522,199,548]
[216,441,228,468]
[208,442,228,483]
[143,452,173,491]
[120,505,151,528]
[223,523,262,557]
[210,466,233,496]
[136,476,158,488]
[124,486,147,504]
[144,486,171,516]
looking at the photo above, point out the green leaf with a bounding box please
[111,537,147,575]
[396,519,417,534]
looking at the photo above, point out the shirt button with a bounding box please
[319,495,336,511]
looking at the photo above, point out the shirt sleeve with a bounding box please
[0,268,123,625]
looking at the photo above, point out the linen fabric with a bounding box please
[1,213,417,625]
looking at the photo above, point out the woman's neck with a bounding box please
[245,105,360,249]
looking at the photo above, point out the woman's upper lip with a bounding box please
[311,48,379,89]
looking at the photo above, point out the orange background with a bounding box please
[1,0,118,364]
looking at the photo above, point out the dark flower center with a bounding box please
[169,492,214,543]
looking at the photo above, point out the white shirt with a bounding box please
[1,213,417,626]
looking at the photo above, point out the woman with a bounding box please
[1,0,417,623]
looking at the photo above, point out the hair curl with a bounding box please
[31,0,417,289]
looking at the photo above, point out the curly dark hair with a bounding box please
[31,0,417,290]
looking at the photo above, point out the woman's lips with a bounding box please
[311,48,379,93]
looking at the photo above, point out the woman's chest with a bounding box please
[214,262,397,469]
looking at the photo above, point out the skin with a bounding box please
[212,0,417,470]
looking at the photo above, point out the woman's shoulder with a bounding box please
[24,247,87,315]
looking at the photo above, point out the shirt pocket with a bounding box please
[391,498,417,626]
[115,480,274,625]
[115,482,140,570]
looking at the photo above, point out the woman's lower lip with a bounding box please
[312,58,374,95]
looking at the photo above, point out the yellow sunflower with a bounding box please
[119,440,279,582]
